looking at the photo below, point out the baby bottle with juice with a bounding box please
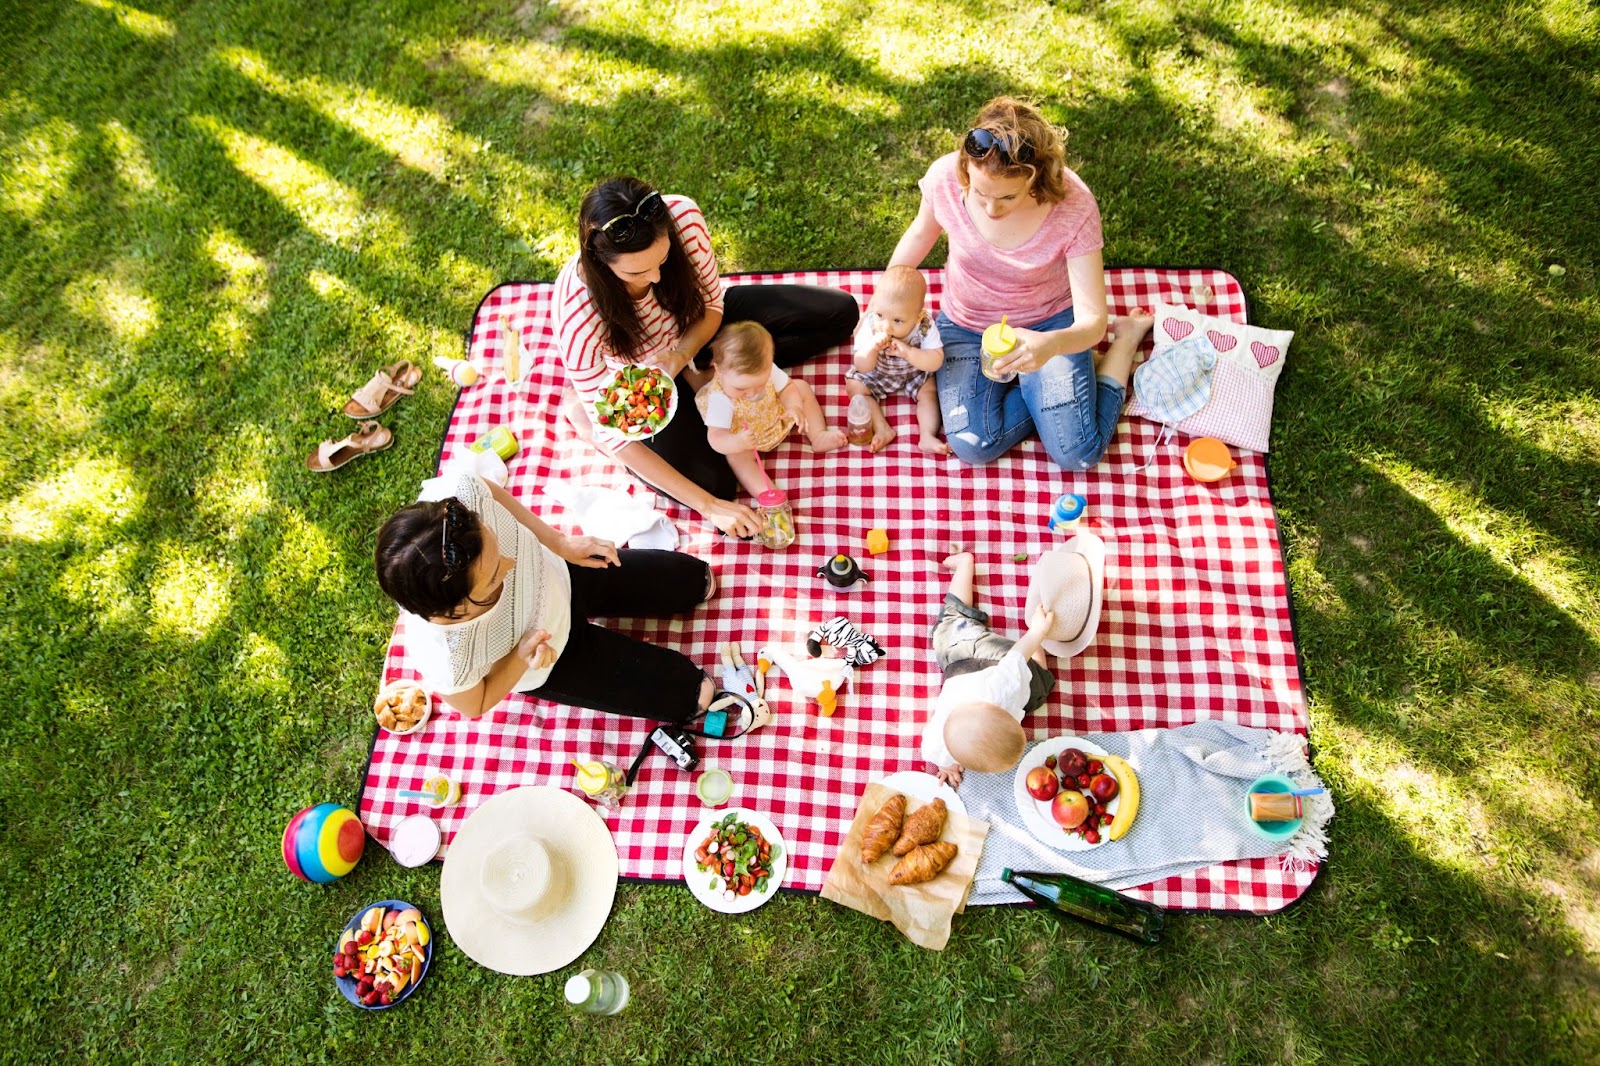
[846,395,873,447]
[981,315,1019,384]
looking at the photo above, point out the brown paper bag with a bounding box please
[819,783,989,950]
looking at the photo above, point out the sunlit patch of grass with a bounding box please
[64,269,160,345]
[192,424,275,536]
[1366,457,1599,637]
[57,543,142,630]
[191,115,410,255]
[235,631,293,698]
[260,511,346,604]
[2,454,141,543]
[203,228,271,353]
[148,547,234,641]
[0,115,80,220]
[100,119,164,197]
[215,45,562,250]
[305,268,461,373]
[77,0,176,41]
[441,35,696,109]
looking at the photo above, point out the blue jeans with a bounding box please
[934,306,1126,470]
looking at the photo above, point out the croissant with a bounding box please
[892,798,948,856]
[889,841,959,885]
[860,793,906,864]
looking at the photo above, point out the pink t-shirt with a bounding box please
[918,153,1103,330]
[554,195,725,448]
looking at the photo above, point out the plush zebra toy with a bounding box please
[805,616,886,666]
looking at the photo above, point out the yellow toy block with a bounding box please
[865,528,890,556]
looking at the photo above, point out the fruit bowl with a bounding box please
[333,900,433,1010]
[1011,736,1121,852]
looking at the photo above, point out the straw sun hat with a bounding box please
[440,786,618,976]
[1023,532,1106,658]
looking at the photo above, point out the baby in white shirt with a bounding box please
[923,552,1056,787]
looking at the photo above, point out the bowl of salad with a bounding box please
[594,365,677,439]
[681,808,787,914]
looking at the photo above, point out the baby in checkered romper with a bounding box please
[848,265,949,455]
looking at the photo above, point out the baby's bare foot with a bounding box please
[809,427,848,453]
[918,432,952,456]
[941,550,973,570]
[869,415,896,453]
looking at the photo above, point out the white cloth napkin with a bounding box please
[543,483,679,550]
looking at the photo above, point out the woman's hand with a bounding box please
[556,534,620,568]
[702,497,761,539]
[516,628,556,670]
[993,327,1061,376]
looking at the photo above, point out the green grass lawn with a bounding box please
[2,0,1598,1061]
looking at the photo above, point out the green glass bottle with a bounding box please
[1000,868,1165,944]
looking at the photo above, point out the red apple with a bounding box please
[1088,772,1119,802]
[1058,748,1089,778]
[1051,790,1089,829]
[1025,766,1059,801]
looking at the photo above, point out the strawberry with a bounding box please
[1084,828,1100,844]
[1088,760,1103,774]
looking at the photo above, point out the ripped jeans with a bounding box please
[934,306,1126,470]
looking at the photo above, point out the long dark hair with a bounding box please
[577,177,709,364]
[375,499,484,620]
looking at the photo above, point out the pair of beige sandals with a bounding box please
[305,361,422,472]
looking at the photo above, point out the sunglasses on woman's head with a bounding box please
[963,128,1035,167]
[440,499,468,575]
[591,190,666,246]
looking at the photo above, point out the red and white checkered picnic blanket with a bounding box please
[358,267,1314,913]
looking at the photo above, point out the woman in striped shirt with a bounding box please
[555,177,858,536]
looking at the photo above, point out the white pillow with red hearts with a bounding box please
[1124,301,1294,453]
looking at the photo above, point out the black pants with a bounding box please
[526,549,710,723]
[644,282,859,501]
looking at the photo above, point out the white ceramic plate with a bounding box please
[875,771,967,820]
[597,366,679,440]
[681,808,787,914]
[1012,735,1120,852]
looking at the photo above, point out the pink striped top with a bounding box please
[554,195,724,447]
[918,153,1103,330]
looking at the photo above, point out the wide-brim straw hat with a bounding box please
[440,786,618,976]
[1024,532,1106,658]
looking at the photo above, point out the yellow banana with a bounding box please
[1100,753,1140,841]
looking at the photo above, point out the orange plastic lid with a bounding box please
[1183,437,1236,482]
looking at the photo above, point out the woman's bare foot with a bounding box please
[1118,306,1154,340]
[869,411,897,453]
[917,431,952,455]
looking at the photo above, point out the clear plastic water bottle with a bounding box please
[564,968,630,1015]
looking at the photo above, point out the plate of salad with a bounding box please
[681,808,787,914]
[594,365,677,439]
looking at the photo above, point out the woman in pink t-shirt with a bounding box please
[890,98,1138,469]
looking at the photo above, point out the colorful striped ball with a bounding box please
[282,804,365,883]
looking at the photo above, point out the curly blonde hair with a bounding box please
[955,96,1069,205]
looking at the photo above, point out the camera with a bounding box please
[649,727,699,772]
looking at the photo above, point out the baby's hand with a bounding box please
[1028,605,1056,637]
[935,763,965,789]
